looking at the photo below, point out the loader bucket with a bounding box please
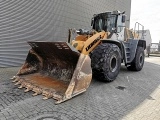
[12,42,92,104]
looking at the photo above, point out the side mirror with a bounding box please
[112,27,117,33]
[91,18,94,26]
[122,15,126,23]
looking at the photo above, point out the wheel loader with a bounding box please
[11,10,146,104]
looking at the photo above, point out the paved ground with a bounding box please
[145,56,160,65]
[0,56,160,120]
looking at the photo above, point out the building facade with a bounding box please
[137,30,152,55]
[151,43,159,53]
[138,30,152,47]
[0,0,131,67]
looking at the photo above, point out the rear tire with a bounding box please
[127,47,144,71]
[90,43,121,82]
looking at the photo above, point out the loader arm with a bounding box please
[81,31,107,55]
[72,31,107,55]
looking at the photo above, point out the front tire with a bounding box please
[90,43,121,82]
[127,47,144,71]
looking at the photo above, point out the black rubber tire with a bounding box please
[127,47,144,71]
[90,43,121,82]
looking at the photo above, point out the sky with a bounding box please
[130,0,160,43]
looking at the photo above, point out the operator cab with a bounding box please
[91,10,126,40]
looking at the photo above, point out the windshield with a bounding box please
[93,14,117,32]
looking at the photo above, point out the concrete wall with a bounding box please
[0,0,131,67]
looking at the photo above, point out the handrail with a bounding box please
[134,22,144,39]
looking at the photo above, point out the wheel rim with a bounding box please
[139,53,144,66]
[110,55,118,72]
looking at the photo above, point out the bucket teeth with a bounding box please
[12,79,18,83]
[24,83,33,92]
[43,97,49,100]
[18,81,27,89]
[18,85,23,89]
[25,87,32,92]
[14,79,22,85]
[32,93,38,96]
[53,94,62,100]
[12,77,19,83]
[42,90,54,100]
[32,87,42,96]
[25,88,30,92]
[10,76,17,80]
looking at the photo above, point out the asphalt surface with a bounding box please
[0,56,160,120]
